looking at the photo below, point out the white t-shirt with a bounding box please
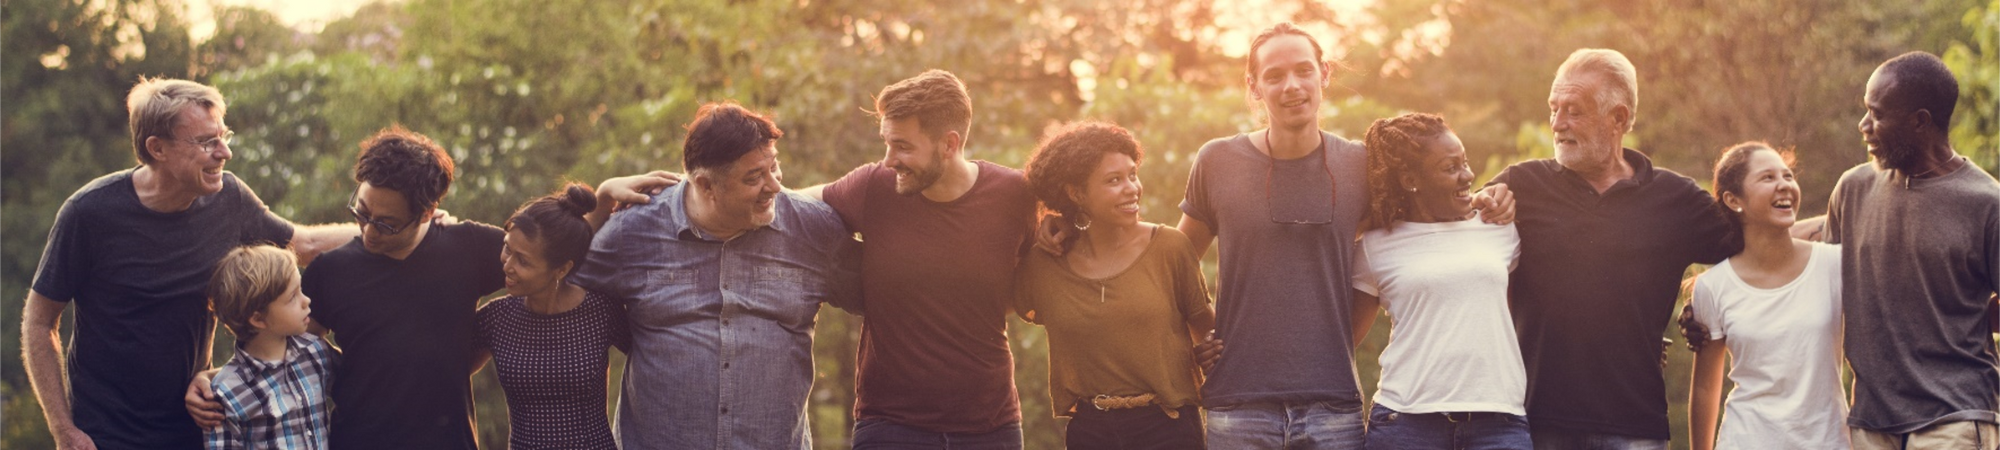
[1353,218,1524,414]
[1691,242,1848,449]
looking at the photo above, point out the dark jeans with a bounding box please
[1065,405,1206,450]
[1366,404,1532,450]
[851,418,1023,450]
[1205,400,1367,449]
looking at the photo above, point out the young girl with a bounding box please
[1686,142,1847,450]
[1352,113,1529,449]
[472,183,629,449]
[1016,122,1216,449]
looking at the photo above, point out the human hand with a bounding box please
[1195,331,1224,373]
[1473,183,1515,225]
[1678,303,1710,352]
[184,369,225,428]
[54,425,96,450]
[1033,215,1073,256]
[599,171,681,208]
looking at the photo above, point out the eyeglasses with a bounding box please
[177,130,236,155]
[1264,133,1338,225]
[349,194,415,235]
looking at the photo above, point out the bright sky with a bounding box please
[186,0,395,40]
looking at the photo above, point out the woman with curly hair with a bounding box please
[1351,113,1530,449]
[1016,121,1216,449]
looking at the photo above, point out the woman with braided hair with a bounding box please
[1015,121,1216,449]
[1350,113,1531,449]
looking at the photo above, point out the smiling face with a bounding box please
[1405,131,1476,222]
[1247,34,1328,132]
[1722,149,1800,230]
[879,117,949,195]
[700,143,782,229]
[1859,69,1925,171]
[1070,152,1144,228]
[1548,74,1625,171]
[150,105,233,197]
[501,228,570,299]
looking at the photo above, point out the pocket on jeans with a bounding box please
[1368,405,1399,426]
[1503,414,1529,426]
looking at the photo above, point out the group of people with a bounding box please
[21,21,1998,450]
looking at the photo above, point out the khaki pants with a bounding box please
[1853,421,2000,450]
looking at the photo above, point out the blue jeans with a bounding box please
[1529,429,1668,450]
[851,418,1022,450]
[1205,401,1366,449]
[1365,404,1532,450]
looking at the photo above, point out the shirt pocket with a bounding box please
[750,266,824,327]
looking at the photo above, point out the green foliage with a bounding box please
[5,1,1993,449]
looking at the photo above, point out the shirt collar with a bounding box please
[229,335,306,373]
[1554,147,1658,189]
[661,184,786,242]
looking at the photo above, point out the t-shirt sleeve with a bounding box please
[1825,174,1850,246]
[231,175,295,247]
[1350,239,1381,296]
[821,164,876,230]
[472,302,497,351]
[1178,150,1216,229]
[30,195,91,302]
[606,299,632,353]
[1681,181,1737,265]
[468,224,507,295]
[823,234,865,315]
[1172,238,1212,324]
[1691,275,1726,340]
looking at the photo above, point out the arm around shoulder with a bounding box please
[288,223,357,266]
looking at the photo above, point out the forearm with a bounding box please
[291,223,358,266]
[23,309,75,433]
[795,183,828,201]
[1350,291,1380,349]
[1689,344,1728,450]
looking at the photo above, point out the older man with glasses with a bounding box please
[21,77,356,450]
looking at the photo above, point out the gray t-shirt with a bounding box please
[1179,131,1367,407]
[1828,158,2000,433]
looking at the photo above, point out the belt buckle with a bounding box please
[1091,395,1112,411]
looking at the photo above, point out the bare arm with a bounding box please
[1689,339,1729,450]
[1176,215,1216,257]
[795,183,827,201]
[588,171,684,231]
[23,291,96,450]
[290,223,358,267]
[469,348,492,376]
[1350,290,1380,349]
[1791,215,1827,242]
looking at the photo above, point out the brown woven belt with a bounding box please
[1089,393,1181,419]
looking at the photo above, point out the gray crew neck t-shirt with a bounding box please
[1829,159,2000,433]
[1179,131,1368,407]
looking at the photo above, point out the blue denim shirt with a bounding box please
[572,184,861,450]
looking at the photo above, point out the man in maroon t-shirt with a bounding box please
[599,70,1036,448]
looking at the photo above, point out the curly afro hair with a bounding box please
[1024,121,1144,224]
[1362,113,1450,231]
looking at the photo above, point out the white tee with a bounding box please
[1353,218,1524,414]
[1691,242,1848,449]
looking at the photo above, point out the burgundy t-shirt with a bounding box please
[823,161,1036,433]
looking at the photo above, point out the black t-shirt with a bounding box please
[30,169,294,450]
[303,221,504,450]
[1489,150,1735,440]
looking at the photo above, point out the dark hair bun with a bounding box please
[557,183,597,217]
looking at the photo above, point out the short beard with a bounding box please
[894,165,942,196]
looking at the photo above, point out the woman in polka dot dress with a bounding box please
[473,183,629,449]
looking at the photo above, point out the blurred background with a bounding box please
[3,0,1995,448]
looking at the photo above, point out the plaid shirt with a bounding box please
[204,334,339,450]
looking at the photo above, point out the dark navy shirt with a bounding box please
[1490,149,1734,439]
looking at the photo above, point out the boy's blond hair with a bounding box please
[208,244,298,342]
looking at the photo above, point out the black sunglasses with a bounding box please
[349,194,416,236]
